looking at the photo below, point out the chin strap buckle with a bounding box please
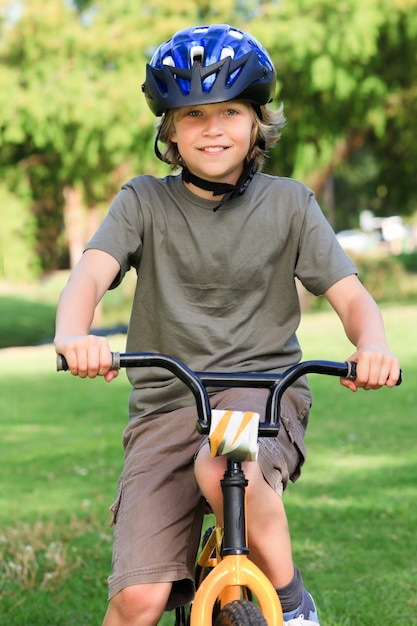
[182,159,257,211]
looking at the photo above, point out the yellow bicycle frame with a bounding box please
[190,525,283,626]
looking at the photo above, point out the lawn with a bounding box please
[0,304,416,625]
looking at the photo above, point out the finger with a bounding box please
[340,377,358,392]
[69,338,98,378]
[367,354,401,389]
[104,369,119,382]
[385,360,401,388]
[85,337,107,377]
[98,342,113,377]
[64,343,88,378]
[352,355,372,389]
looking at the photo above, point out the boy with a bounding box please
[54,24,400,626]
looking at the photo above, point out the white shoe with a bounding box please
[283,589,320,625]
[285,616,320,626]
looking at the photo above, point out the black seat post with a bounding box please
[220,459,250,556]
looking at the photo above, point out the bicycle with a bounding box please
[57,352,401,626]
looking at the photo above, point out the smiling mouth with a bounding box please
[199,146,230,153]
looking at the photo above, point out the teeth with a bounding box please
[202,147,224,152]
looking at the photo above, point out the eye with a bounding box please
[225,107,239,116]
[187,109,202,117]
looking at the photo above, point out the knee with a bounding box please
[194,446,225,508]
[107,583,171,625]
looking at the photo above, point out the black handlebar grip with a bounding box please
[56,354,68,371]
[56,352,120,372]
[345,361,356,380]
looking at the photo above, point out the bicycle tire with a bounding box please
[214,600,268,626]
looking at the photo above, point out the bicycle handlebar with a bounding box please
[56,352,402,436]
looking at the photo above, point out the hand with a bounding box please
[340,345,400,392]
[54,334,118,382]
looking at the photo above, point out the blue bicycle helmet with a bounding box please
[142,24,276,116]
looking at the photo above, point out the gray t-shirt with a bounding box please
[86,172,356,419]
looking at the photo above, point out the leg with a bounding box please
[194,443,294,588]
[195,445,319,623]
[105,405,206,625]
[194,384,319,623]
[102,583,172,626]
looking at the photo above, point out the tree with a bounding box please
[0,0,263,272]
[0,0,162,270]
[0,0,416,280]
[249,0,417,225]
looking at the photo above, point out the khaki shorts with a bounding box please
[107,386,310,610]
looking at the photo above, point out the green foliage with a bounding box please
[301,252,417,311]
[0,184,40,281]
[255,0,417,219]
[353,254,404,301]
[397,251,417,274]
[1,0,417,278]
[0,270,132,348]
[351,253,417,303]
[0,295,56,347]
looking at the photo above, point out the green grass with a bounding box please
[0,343,128,625]
[0,305,416,625]
[288,304,417,625]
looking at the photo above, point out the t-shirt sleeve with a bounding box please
[294,192,357,296]
[85,185,144,289]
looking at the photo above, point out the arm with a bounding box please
[324,274,400,392]
[54,249,121,382]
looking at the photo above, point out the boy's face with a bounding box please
[171,101,254,199]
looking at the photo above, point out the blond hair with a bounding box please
[156,102,286,171]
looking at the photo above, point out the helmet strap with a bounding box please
[154,123,169,163]
[182,159,257,212]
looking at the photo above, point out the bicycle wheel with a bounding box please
[214,600,268,626]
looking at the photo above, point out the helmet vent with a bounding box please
[220,47,235,60]
[162,56,175,67]
[190,45,205,66]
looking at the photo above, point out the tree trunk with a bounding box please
[322,174,336,228]
[305,129,369,200]
[62,186,103,327]
[63,185,85,269]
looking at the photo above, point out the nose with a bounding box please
[203,113,223,135]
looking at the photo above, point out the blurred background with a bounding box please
[1,0,417,346]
